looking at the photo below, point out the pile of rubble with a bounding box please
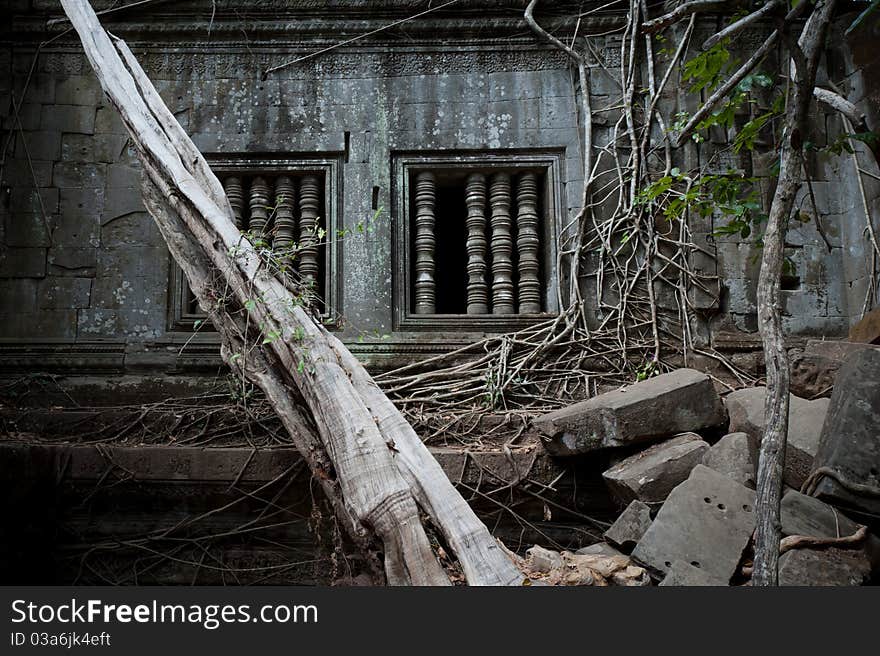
[528,344,880,586]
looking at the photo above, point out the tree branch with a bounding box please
[642,0,734,34]
[702,0,783,50]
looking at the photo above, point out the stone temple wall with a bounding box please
[0,1,877,391]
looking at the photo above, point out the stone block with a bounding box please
[811,349,880,515]
[725,386,829,488]
[848,307,880,344]
[536,369,726,456]
[0,279,38,312]
[526,545,563,573]
[13,74,54,104]
[52,213,101,248]
[106,163,141,188]
[1,103,40,130]
[603,434,709,505]
[53,74,104,106]
[781,490,863,539]
[40,104,95,134]
[60,187,105,218]
[38,277,92,309]
[0,310,76,339]
[47,247,97,275]
[3,212,51,247]
[631,465,756,582]
[576,543,623,557]
[701,432,757,488]
[14,131,61,160]
[3,159,52,187]
[603,500,653,551]
[61,133,128,164]
[95,106,125,134]
[102,186,142,222]
[778,547,871,586]
[790,340,880,399]
[9,187,59,215]
[52,162,105,188]
[658,560,727,586]
[0,247,47,278]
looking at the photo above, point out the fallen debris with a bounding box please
[790,339,880,399]
[848,307,880,344]
[658,560,727,586]
[523,547,651,586]
[725,386,828,488]
[526,545,564,573]
[701,432,756,488]
[535,369,726,456]
[576,543,624,557]
[602,433,708,506]
[808,348,880,516]
[631,465,756,583]
[778,547,871,586]
[781,490,864,540]
[603,500,653,551]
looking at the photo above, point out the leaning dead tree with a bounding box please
[60,0,522,586]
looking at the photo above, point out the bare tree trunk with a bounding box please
[60,0,522,586]
[752,0,837,586]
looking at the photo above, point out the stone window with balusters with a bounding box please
[393,152,563,331]
[168,156,339,330]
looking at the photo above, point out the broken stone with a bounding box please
[603,500,653,551]
[778,547,871,586]
[848,307,880,344]
[631,465,756,583]
[725,386,829,488]
[602,434,709,506]
[701,432,756,488]
[526,545,563,573]
[790,340,880,399]
[781,490,864,539]
[659,560,727,586]
[522,548,650,586]
[535,369,727,456]
[811,348,880,516]
[576,542,624,557]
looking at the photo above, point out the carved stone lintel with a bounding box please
[223,176,245,230]
[273,175,297,252]
[413,171,436,314]
[516,172,541,313]
[248,175,271,238]
[298,175,321,284]
[489,172,515,314]
[465,172,489,314]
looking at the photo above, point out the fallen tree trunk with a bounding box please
[60,0,522,586]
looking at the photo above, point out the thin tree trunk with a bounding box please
[752,0,836,586]
[61,0,522,586]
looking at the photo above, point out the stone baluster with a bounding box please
[489,172,515,314]
[465,173,489,314]
[413,171,436,314]
[248,175,271,239]
[298,175,321,284]
[223,176,245,230]
[516,172,541,313]
[273,175,297,253]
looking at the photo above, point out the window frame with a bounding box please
[392,150,564,332]
[167,153,343,332]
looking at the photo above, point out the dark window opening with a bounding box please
[176,166,331,328]
[407,167,547,316]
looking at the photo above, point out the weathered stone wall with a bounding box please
[1,2,876,384]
